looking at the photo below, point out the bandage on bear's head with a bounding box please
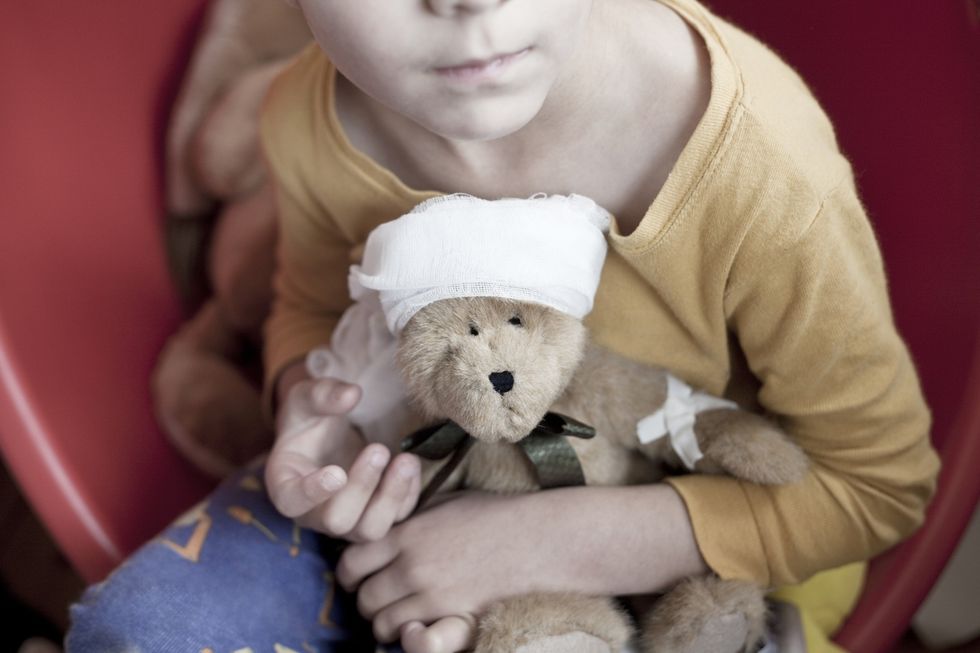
[349,193,612,335]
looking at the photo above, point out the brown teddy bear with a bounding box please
[309,194,809,653]
[395,295,807,653]
[154,0,311,477]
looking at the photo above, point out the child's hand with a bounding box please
[337,491,549,648]
[265,377,422,541]
[337,485,705,649]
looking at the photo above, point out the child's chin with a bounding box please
[422,93,546,143]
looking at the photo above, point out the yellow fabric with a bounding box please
[771,562,866,652]
[258,0,939,648]
[800,616,847,653]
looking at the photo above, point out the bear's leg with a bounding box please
[152,300,273,478]
[639,576,767,653]
[513,632,613,653]
[475,592,632,653]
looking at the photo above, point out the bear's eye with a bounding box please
[508,316,522,327]
[469,324,480,336]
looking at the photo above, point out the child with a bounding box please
[67,0,939,652]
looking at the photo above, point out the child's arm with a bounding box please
[665,174,939,587]
[338,484,705,650]
[258,56,354,419]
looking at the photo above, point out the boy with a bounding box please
[68,1,938,651]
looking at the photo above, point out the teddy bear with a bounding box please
[306,193,810,653]
[153,0,311,477]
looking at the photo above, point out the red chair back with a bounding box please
[0,0,214,582]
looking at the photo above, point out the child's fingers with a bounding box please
[267,462,347,518]
[313,443,390,537]
[400,616,476,653]
[277,378,361,439]
[351,453,420,541]
[335,534,399,593]
[310,378,362,415]
[395,459,423,522]
[265,451,320,510]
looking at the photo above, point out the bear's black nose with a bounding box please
[489,371,514,395]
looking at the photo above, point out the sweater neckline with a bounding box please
[317,0,741,251]
[608,0,743,253]
[318,69,440,204]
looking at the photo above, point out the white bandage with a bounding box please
[305,291,410,448]
[349,193,611,334]
[636,374,738,470]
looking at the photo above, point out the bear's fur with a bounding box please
[395,296,808,653]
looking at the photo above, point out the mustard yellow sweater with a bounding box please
[259,0,938,645]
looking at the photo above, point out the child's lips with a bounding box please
[433,47,531,83]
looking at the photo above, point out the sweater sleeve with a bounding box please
[666,175,940,588]
[259,78,353,416]
[260,182,352,414]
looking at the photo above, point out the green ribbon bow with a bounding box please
[402,412,596,508]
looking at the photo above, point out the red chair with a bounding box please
[0,0,215,582]
[0,2,977,651]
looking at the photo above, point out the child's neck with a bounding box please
[336,0,710,234]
